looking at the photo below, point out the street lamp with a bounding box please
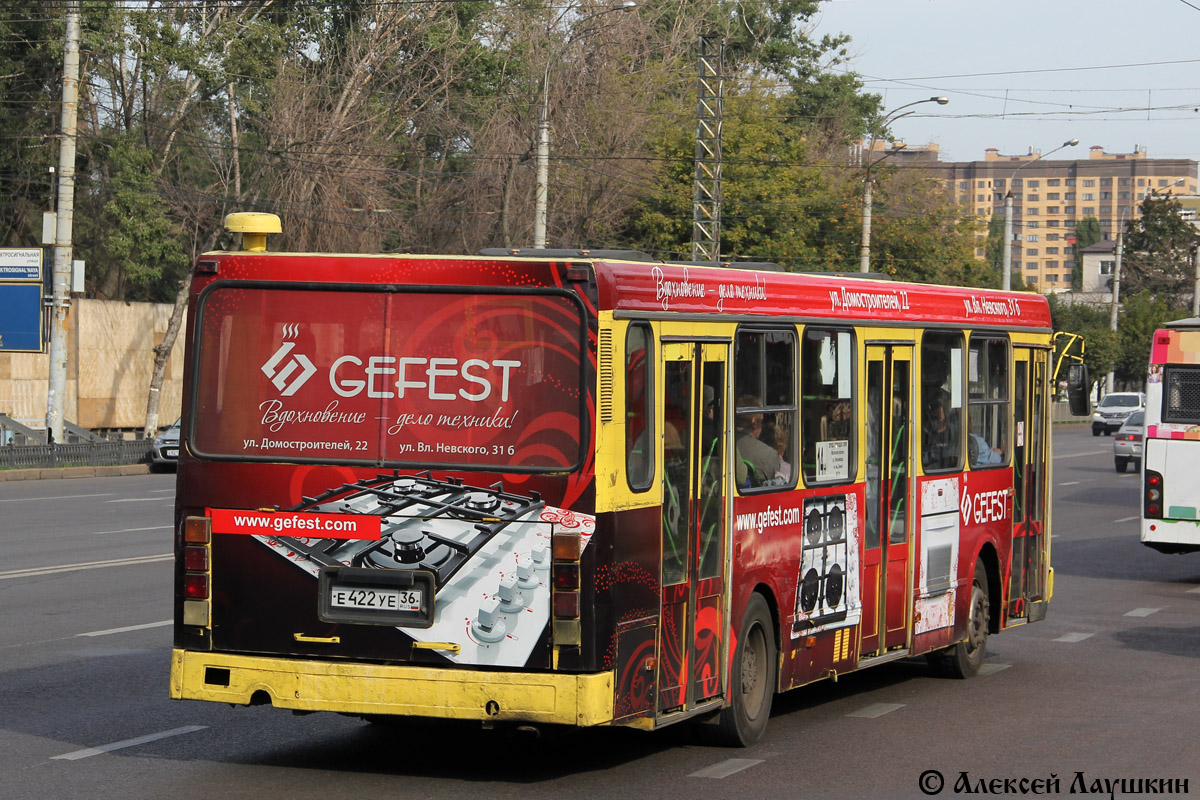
[859,96,948,273]
[533,1,636,249]
[1001,138,1079,290]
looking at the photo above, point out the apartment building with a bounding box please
[932,145,1197,292]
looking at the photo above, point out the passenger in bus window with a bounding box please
[761,418,792,482]
[735,395,781,487]
[923,389,958,470]
[968,432,1004,465]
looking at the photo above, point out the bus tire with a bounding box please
[927,561,989,679]
[711,593,776,746]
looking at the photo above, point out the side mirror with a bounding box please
[1066,363,1090,416]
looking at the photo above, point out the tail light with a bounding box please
[551,529,582,646]
[1145,470,1164,519]
[182,516,212,626]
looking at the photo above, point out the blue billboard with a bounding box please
[0,283,44,352]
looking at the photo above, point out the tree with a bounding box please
[1047,295,1117,391]
[1073,215,1101,288]
[1120,195,1200,300]
[1114,291,1189,387]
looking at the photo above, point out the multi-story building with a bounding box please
[930,145,1197,291]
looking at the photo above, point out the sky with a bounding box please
[812,0,1200,163]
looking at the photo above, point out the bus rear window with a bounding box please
[190,285,586,471]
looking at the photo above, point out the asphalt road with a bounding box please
[2,427,1198,800]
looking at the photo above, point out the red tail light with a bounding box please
[183,573,209,599]
[1145,470,1164,519]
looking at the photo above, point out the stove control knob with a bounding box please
[471,597,507,643]
[497,572,524,612]
[532,542,550,571]
[516,555,539,589]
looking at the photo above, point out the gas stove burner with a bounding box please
[275,473,546,589]
[806,507,823,545]
[390,529,427,563]
[799,568,820,613]
[459,491,502,515]
[828,505,844,540]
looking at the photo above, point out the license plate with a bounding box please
[165,448,178,458]
[329,586,422,613]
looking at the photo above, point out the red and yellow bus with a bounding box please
[170,213,1066,745]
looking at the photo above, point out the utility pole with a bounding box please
[46,3,80,444]
[691,34,723,262]
[1106,231,1123,394]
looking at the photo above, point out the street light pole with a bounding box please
[532,1,636,249]
[1001,138,1079,290]
[858,96,947,273]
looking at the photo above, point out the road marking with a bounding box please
[848,702,904,718]
[1055,632,1094,643]
[51,725,207,761]
[1186,586,1200,594]
[1125,607,1162,617]
[979,663,1011,675]
[1114,516,1138,523]
[0,493,113,503]
[149,489,175,494]
[0,554,172,580]
[78,620,172,638]
[689,759,765,779]
[1057,481,1080,486]
[91,525,172,535]
[1053,449,1108,460]
[106,497,164,503]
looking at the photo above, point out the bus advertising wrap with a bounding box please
[191,285,585,471]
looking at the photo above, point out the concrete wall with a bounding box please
[0,299,184,431]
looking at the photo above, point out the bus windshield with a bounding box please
[189,285,586,471]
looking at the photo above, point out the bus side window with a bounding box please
[967,336,1010,468]
[800,328,856,484]
[626,323,654,491]
[734,328,797,490]
[921,331,963,472]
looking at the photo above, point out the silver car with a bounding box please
[149,418,181,471]
[1092,391,1145,436]
[1113,410,1144,473]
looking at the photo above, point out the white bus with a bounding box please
[1142,318,1200,553]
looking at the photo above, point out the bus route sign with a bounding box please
[0,283,44,352]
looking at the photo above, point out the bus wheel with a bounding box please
[711,593,776,746]
[927,561,989,679]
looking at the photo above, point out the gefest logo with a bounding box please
[960,484,1009,527]
[261,323,316,396]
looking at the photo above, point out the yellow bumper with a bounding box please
[170,649,615,727]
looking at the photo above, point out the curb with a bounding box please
[0,464,151,482]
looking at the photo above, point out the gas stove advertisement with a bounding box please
[190,286,585,472]
[212,473,595,668]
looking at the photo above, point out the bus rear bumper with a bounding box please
[170,649,615,727]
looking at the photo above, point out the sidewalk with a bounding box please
[0,464,151,482]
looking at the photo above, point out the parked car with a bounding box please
[150,418,181,471]
[1113,410,1144,473]
[1092,391,1145,436]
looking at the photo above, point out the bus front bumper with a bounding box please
[170,649,615,727]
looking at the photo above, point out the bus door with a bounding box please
[862,343,914,656]
[659,340,730,715]
[1008,348,1049,620]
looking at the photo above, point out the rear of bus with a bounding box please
[1142,320,1200,553]
[169,223,615,725]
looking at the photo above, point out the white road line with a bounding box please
[106,497,164,503]
[78,620,172,638]
[0,554,172,580]
[848,702,904,718]
[1186,587,1200,594]
[1114,516,1139,523]
[91,525,172,536]
[689,759,765,779]
[1125,607,1163,617]
[149,489,175,494]
[979,663,1011,675]
[1058,481,1080,486]
[51,725,207,761]
[1053,449,1108,460]
[0,493,113,503]
[1055,632,1094,643]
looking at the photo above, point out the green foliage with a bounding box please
[1121,195,1200,299]
[1047,295,1116,384]
[1114,291,1189,386]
